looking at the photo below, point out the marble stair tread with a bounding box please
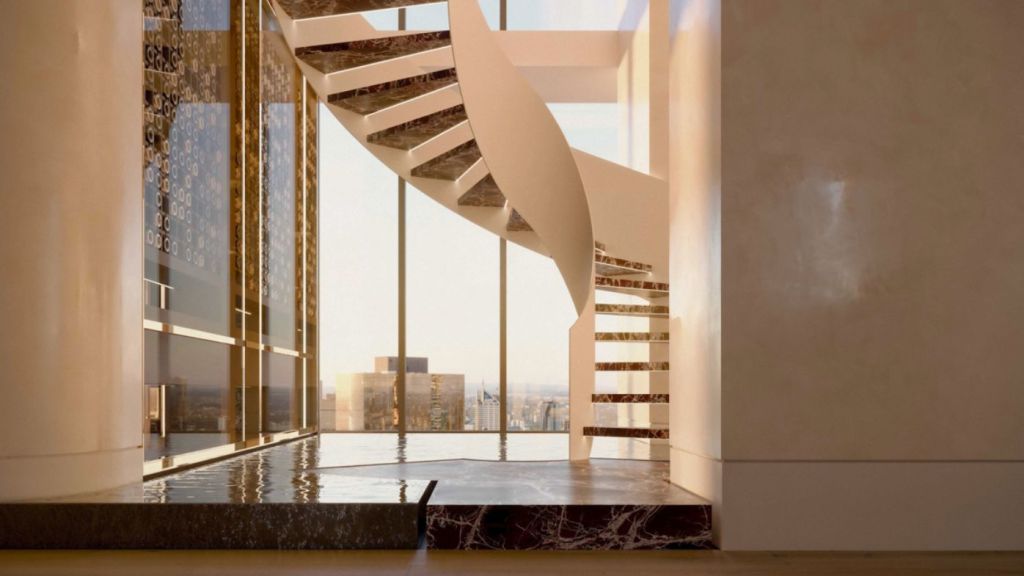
[595,332,669,342]
[594,240,607,254]
[591,394,670,404]
[595,362,670,372]
[368,105,467,149]
[328,68,458,114]
[595,276,669,298]
[595,304,669,318]
[296,31,451,74]
[458,175,506,207]
[506,209,533,232]
[276,0,443,20]
[594,253,653,276]
[410,139,481,180]
[583,426,670,440]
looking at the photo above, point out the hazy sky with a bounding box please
[318,2,630,396]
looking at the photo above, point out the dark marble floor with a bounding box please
[10,434,704,550]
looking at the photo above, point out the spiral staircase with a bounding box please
[270,0,670,459]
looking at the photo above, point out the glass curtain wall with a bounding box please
[318,116,399,433]
[507,243,574,431]
[142,0,318,471]
[406,189,500,432]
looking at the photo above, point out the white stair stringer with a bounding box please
[448,0,595,314]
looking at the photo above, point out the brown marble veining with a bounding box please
[428,504,708,550]
[296,31,451,74]
[367,105,467,150]
[595,276,669,298]
[595,304,670,317]
[458,175,506,207]
[595,332,669,342]
[275,0,444,20]
[595,362,670,372]
[507,209,533,232]
[328,68,458,114]
[583,426,670,440]
[411,140,481,180]
[595,253,653,276]
[592,394,671,403]
[322,459,710,550]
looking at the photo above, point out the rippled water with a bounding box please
[53,433,656,504]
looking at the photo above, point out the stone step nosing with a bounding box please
[594,332,670,342]
[594,362,670,372]
[591,394,671,404]
[582,426,670,440]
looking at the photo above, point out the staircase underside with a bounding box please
[275,0,445,19]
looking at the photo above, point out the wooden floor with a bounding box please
[1,551,1022,575]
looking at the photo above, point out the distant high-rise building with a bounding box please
[472,388,500,431]
[327,357,464,431]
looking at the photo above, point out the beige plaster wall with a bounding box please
[722,0,1024,462]
[667,0,723,541]
[670,0,1024,549]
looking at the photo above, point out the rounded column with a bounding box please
[0,0,143,500]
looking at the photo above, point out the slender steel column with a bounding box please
[396,8,408,436]
[498,0,509,438]
[499,238,508,434]
[397,177,408,435]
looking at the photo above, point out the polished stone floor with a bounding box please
[319,460,703,506]
[50,434,675,505]
[15,434,708,551]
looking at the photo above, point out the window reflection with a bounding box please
[144,331,235,460]
[142,0,318,468]
[143,0,236,335]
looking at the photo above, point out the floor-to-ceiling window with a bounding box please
[142,0,318,473]
[318,115,399,433]
[507,243,574,431]
[406,189,500,432]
